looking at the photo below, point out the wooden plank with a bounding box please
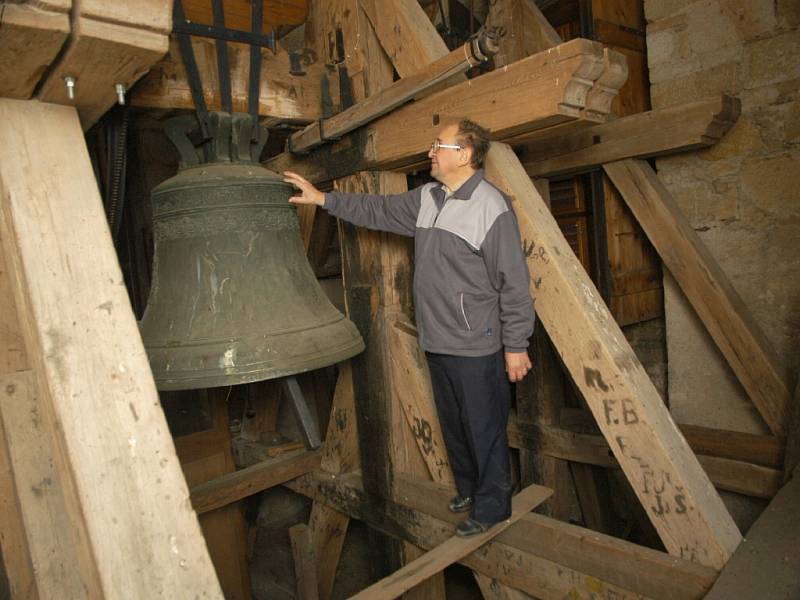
[288,33,493,153]
[349,485,552,600]
[704,472,800,599]
[519,95,741,177]
[289,470,717,599]
[78,0,170,34]
[37,3,170,128]
[559,406,786,468]
[0,371,78,599]
[604,159,792,435]
[309,501,350,600]
[289,523,320,600]
[190,449,321,514]
[485,0,561,66]
[679,423,785,469]
[174,395,250,600]
[359,0,455,83]
[182,0,308,30]
[0,98,222,598]
[266,39,616,181]
[484,142,741,568]
[388,317,454,486]
[396,475,718,600]
[0,2,70,99]
[508,420,783,498]
[131,36,331,122]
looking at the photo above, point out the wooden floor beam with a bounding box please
[287,470,718,600]
[349,485,551,600]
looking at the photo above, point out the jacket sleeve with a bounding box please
[481,207,536,352]
[322,185,422,237]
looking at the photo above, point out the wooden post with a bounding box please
[485,142,741,569]
[0,98,222,598]
[289,523,320,600]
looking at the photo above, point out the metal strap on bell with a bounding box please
[139,112,365,392]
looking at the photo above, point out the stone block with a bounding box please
[743,30,800,88]
[740,152,800,217]
[722,0,778,41]
[686,0,741,55]
[651,61,739,108]
[644,0,702,23]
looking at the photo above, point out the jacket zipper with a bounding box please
[460,293,472,331]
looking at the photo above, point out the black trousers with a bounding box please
[425,349,512,523]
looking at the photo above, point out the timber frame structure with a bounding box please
[0,1,797,599]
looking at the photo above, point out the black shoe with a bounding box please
[455,518,490,538]
[448,495,473,513]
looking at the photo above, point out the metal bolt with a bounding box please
[64,76,76,100]
[115,83,126,106]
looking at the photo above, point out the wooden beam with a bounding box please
[388,317,454,487]
[485,0,561,66]
[0,98,221,597]
[190,449,321,514]
[288,470,718,599]
[288,33,495,154]
[604,159,791,435]
[0,221,37,597]
[289,523,320,600]
[679,423,785,469]
[181,0,308,31]
[266,38,620,181]
[359,0,456,82]
[349,484,552,600]
[0,371,83,598]
[519,95,741,177]
[131,36,331,122]
[484,142,741,568]
[508,420,783,499]
[37,1,170,128]
[396,475,718,600]
[554,407,786,468]
[0,1,70,99]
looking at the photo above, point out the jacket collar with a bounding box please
[438,169,484,200]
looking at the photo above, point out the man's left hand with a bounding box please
[505,351,532,383]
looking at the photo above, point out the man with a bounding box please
[284,119,535,537]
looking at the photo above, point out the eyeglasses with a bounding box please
[430,140,463,154]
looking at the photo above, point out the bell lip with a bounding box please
[149,338,365,391]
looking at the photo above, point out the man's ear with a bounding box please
[460,148,472,168]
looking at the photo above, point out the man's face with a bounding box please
[428,124,467,182]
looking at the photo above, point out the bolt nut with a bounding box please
[115,83,126,106]
[64,76,76,101]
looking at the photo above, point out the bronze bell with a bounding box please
[139,112,364,391]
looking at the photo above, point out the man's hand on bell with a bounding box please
[283,171,325,206]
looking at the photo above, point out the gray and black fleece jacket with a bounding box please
[323,169,535,357]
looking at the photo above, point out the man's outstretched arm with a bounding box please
[284,171,421,237]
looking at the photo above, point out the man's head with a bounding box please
[429,119,490,188]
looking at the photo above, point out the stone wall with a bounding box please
[645,0,799,440]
